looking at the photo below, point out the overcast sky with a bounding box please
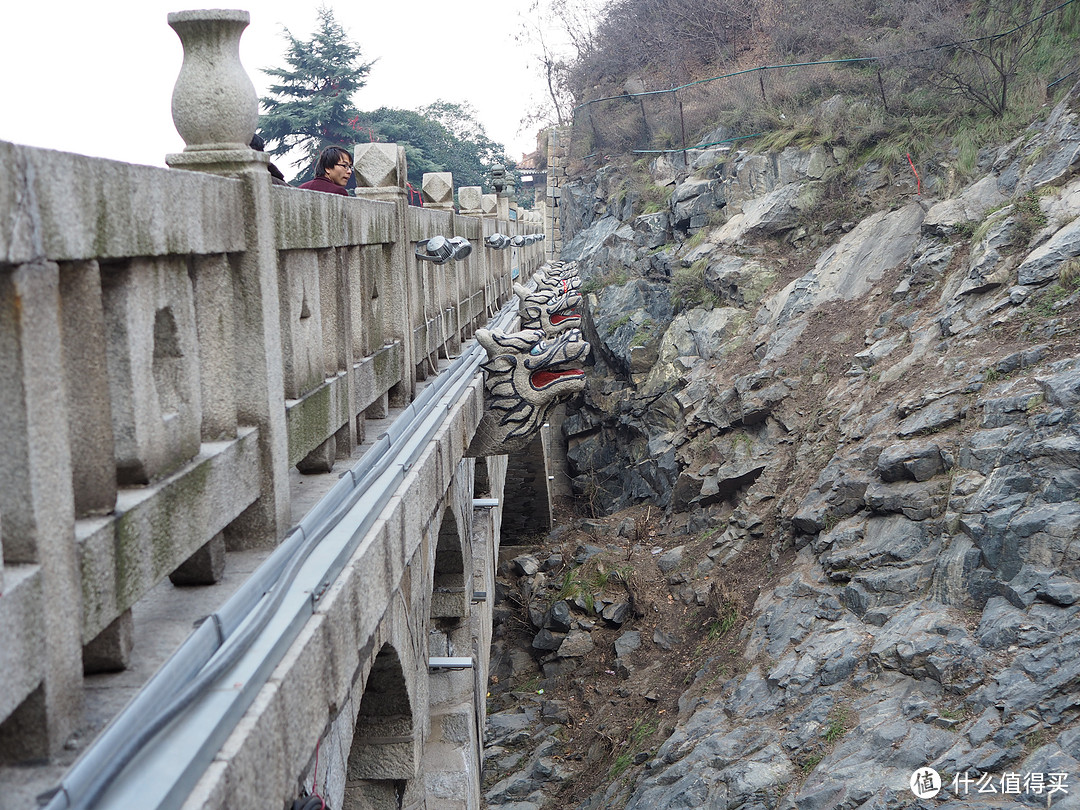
[0,0,557,179]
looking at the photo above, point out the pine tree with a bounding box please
[257,6,373,181]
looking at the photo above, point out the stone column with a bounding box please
[354,142,416,405]
[545,127,571,262]
[166,9,290,548]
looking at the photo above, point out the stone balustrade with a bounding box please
[0,27,543,762]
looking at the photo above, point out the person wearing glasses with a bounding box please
[299,146,353,196]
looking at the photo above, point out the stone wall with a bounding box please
[501,434,552,541]
[544,127,572,262]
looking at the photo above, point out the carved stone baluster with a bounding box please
[165,9,267,176]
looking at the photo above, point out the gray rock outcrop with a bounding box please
[489,82,1080,810]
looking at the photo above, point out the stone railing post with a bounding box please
[457,186,483,216]
[419,172,454,371]
[490,164,513,222]
[478,192,507,315]
[353,142,416,405]
[166,9,290,548]
[0,262,83,759]
[455,186,484,340]
[421,172,455,212]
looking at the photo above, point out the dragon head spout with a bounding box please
[467,327,591,457]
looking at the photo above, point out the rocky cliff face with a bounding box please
[484,87,1080,809]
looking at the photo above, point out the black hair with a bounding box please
[250,134,266,151]
[315,146,352,178]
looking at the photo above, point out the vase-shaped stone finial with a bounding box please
[168,9,258,152]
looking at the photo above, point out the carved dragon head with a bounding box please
[532,268,582,295]
[466,327,591,457]
[514,283,582,336]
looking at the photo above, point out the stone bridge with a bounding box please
[0,9,565,809]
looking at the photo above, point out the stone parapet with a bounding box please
[0,131,550,767]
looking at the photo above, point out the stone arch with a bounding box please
[430,506,467,619]
[346,643,416,799]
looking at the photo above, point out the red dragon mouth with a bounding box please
[550,312,580,324]
[531,369,585,388]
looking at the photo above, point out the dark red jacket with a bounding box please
[299,177,348,196]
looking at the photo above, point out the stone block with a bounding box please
[429,666,474,707]
[59,261,117,517]
[0,261,83,758]
[0,684,49,762]
[217,683,289,809]
[296,435,337,474]
[168,533,226,586]
[82,608,134,674]
[348,715,416,780]
[481,194,498,215]
[431,589,468,618]
[286,376,352,467]
[0,142,248,265]
[345,781,402,810]
[0,567,44,722]
[1,263,73,562]
[458,186,483,213]
[366,390,390,420]
[354,142,404,189]
[190,253,238,442]
[314,567,364,704]
[273,616,333,771]
[277,249,327,399]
